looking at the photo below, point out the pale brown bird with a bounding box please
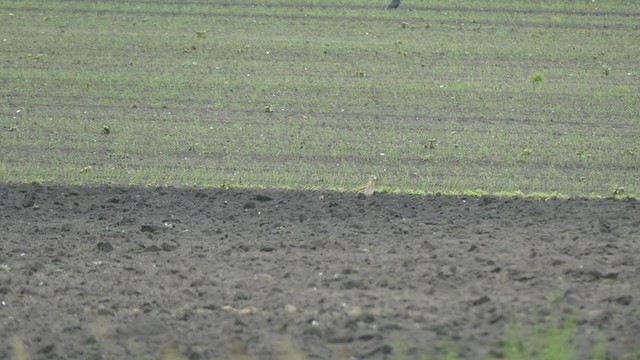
[357,175,378,198]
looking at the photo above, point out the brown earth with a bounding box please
[0,183,638,359]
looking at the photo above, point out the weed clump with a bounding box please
[530,73,545,83]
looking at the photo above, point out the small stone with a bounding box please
[96,241,113,252]
[358,333,381,341]
[97,308,115,316]
[471,295,491,306]
[508,269,536,281]
[161,241,178,251]
[346,305,363,318]
[25,261,44,275]
[117,217,135,225]
[598,219,611,233]
[369,308,383,316]
[327,333,354,344]
[233,291,250,301]
[586,309,612,326]
[489,314,504,324]
[565,268,602,282]
[140,224,159,233]
[361,345,392,358]
[285,304,297,313]
[602,269,621,279]
[38,344,55,354]
[190,279,207,287]
[563,290,582,305]
[480,196,498,206]
[613,295,632,306]
[144,245,161,252]
[341,279,363,289]
[237,306,258,315]
[360,313,375,323]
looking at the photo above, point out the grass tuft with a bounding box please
[530,73,545,83]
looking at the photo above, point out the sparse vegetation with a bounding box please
[6,318,617,360]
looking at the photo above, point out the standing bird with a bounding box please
[357,175,378,198]
[386,0,400,9]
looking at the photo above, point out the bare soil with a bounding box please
[0,183,638,359]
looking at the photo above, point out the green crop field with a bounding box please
[1,0,639,197]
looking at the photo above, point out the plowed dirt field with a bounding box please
[1,183,638,359]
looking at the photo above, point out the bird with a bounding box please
[357,175,378,198]
[386,0,400,9]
